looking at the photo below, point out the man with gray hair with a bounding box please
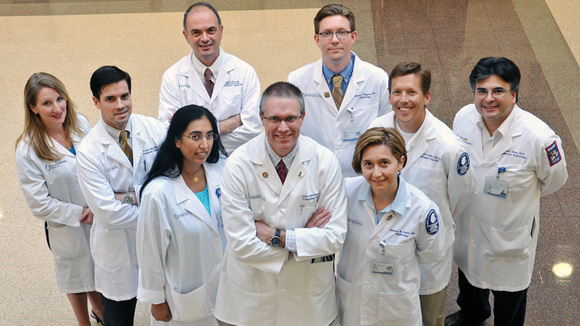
[214,82,346,326]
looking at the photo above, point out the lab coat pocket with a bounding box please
[47,223,90,259]
[91,228,131,270]
[218,92,242,118]
[309,260,335,296]
[336,274,351,318]
[378,284,420,324]
[489,223,532,257]
[166,283,212,322]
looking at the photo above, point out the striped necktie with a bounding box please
[331,74,344,110]
[204,68,214,97]
[276,160,287,184]
[119,130,133,165]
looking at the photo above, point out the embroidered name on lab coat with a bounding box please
[224,81,241,87]
[419,153,441,163]
[45,159,67,171]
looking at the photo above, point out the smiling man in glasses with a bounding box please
[446,57,568,326]
[214,82,347,326]
[287,3,391,178]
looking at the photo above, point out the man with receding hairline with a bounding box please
[159,2,261,155]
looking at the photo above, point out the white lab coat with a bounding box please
[452,104,568,291]
[137,160,226,326]
[287,53,391,177]
[337,176,446,326]
[369,110,475,294]
[16,115,94,293]
[214,133,347,326]
[158,49,262,154]
[77,114,166,301]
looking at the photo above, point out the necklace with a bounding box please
[183,165,204,182]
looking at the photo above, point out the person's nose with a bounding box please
[278,120,290,132]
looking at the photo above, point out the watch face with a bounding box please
[270,236,281,247]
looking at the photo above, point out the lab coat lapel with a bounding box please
[486,107,522,162]
[339,53,362,111]
[314,59,339,116]
[250,133,282,196]
[131,116,146,172]
[278,139,308,205]
[94,119,133,171]
[405,111,435,169]
[175,175,219,234]
[466,113,484,164]
[181,51,211,103]
[211,49,230,103]
[205,163,222,230]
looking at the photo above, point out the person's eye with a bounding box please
[321,32,331,37]
[286,117,296,123]
[190,135,200,140]
[338,31,348,36]
[493,89,505,95]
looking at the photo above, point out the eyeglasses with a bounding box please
[262,114,303,125]
[318,31,352,40]
[185,131,217,142]
[475,87,512,99]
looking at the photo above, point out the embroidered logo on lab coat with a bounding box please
[425,209,439,235]
[457,152,470,175]
[545,141,562,166]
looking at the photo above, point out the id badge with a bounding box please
[342,124,362,141]
[370,261,394,275]
[484,176,508,198]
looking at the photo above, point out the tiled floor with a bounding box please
[1,0,578,325]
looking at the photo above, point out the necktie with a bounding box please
[204,68,214,97]
[119,130,133,165]
[276,160,287,184]
[331,74,344,110]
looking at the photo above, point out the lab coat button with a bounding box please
[364,281,370,286]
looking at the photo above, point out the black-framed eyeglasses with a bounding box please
[262,114,303,125]
[318,31,352,40]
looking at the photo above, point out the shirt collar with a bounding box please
[322,52,355,84]
[103,118,132,144]
[191,48,223,82]
[358,175,408,216]
[265,137,299,169]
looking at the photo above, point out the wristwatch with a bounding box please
[270,229,281,247]
[123,192,133,205]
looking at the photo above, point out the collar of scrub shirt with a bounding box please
[104,118,133,148]
[477,104,517,157]
[322,52,355,95]
[265,136,299,171]
[192,47,222,84]
[359,175,408,225]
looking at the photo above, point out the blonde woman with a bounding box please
[16,72,103,325]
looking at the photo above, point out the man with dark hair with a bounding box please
[288,3,391,177]
[214,82,346,326]
[445,57,568,326]
[77,66,166,326]
[369,62,475,326]
[159,2,261,155]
